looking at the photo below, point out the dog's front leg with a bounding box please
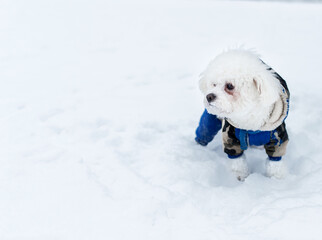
[231,155,249,181]
[222,121,249,181]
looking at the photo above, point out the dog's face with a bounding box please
[199,50,281,130]
[200,75,259,118]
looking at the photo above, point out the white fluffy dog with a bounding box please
[195,49,290,180]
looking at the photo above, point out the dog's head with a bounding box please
[199,50,282,129]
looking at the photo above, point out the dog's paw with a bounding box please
[231,156,249,181]
[266,159,287,179]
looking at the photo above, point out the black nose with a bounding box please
[206,93,216,103]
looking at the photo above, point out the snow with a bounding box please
[0,0,322,239]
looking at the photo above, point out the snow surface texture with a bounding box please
[1,0,322,239]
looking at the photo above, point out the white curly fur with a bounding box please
[266,159,288,179]
[200,49,283,131]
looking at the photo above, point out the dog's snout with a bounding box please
[206,93,216,103]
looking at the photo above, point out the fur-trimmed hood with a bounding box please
[226,66,290,131]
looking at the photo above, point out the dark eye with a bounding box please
[225,83,234,91]
[213,83,216,87]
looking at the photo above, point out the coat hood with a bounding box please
[227,69,290,131]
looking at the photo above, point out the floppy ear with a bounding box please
[253,76,280,106]
[199,76,208,94]
[253,77,261,95]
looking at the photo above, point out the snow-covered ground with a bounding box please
[1,0,322,239]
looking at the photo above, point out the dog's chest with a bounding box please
[234,128,272,150]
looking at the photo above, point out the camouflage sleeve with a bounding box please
[222,120,243,158]
[264,122,289,161]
